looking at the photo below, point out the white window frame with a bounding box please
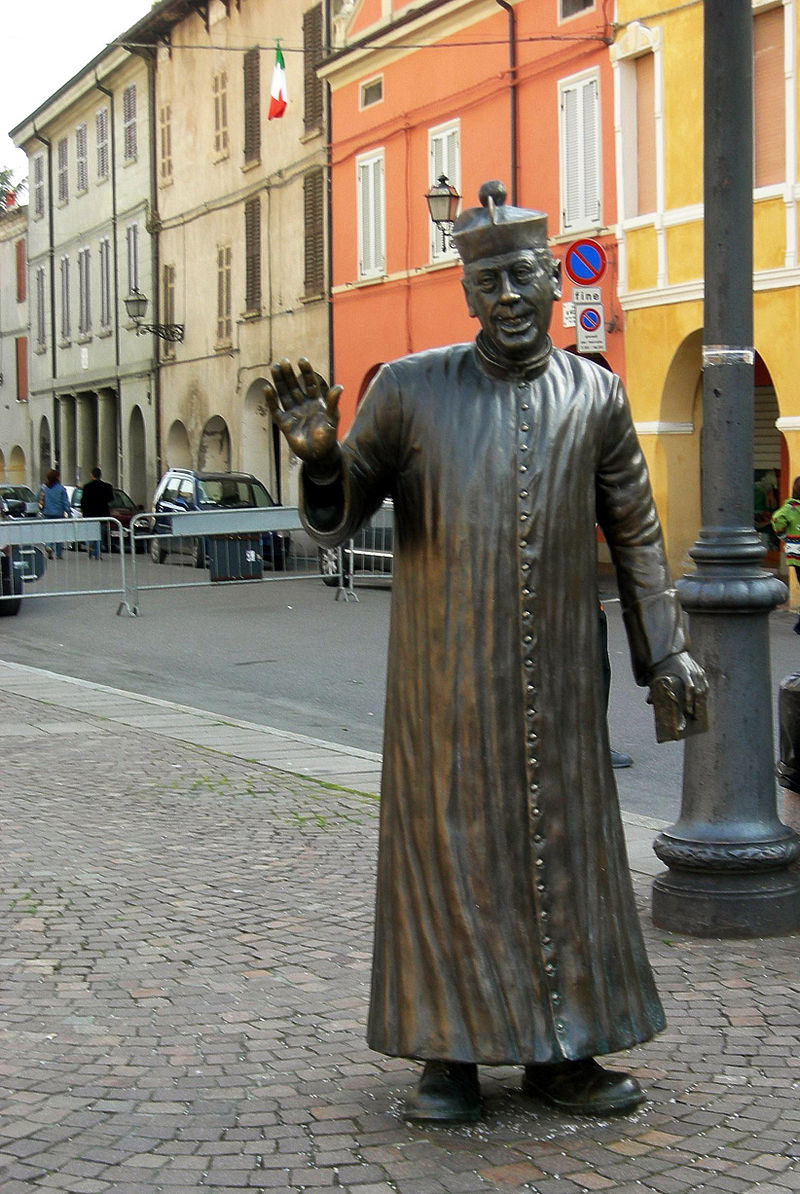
[217,244,232,342]
[160,104,173,182]
[57,137,69,204]
[359,75,384,110]
[123,84,137,161]
[612,24,663,227]
[96,106,109,179]
[559,69,602,233]
[35,266,47,349]
[356,149,385,280]
[78,246,91,335]
[126,223,140,295]
[33,154,45,219]
[60,255,71,342]
[76,123,88,193]
[428,120,461,263]
[560,0,594,20]
[99,237,112,328]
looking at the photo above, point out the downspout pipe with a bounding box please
[324,0,335,394]
[146,51,163,479]
[495,0,518,205]
[33,129,60,468]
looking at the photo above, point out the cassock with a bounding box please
[301,340,683,1065]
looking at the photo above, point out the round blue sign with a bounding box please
[578,307,602,332]
[564,239,607,286]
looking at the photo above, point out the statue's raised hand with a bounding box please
[264,358,343,479]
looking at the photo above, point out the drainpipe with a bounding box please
[324,0,335,393]
[146,52,163,481]
[33,129,60,468]
[494,0,518,204]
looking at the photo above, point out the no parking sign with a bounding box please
[576,302,606,352]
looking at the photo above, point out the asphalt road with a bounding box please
[2,566,798,823]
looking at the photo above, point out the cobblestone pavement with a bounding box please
[1,685,799,1194]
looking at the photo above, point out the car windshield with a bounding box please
[1,486,35,502]
[197,478,276,508]
[112,490,135,509]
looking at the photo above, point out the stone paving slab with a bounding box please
[0,674,798,1193]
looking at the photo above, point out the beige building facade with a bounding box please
[124,0,329,506]
[11,46,158,505]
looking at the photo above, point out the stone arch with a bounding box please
[657,330,704,573]
[166,420,192,469]
[242,379,278,492]
[198,416,231,472]
[38,417,53,482]
[8,446,26,485]
[128,406,147,506]
[0,451,6,483]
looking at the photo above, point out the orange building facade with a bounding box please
[322,0,621,430]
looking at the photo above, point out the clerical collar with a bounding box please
[475,331,553,381]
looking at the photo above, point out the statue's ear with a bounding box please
[461,276,477,318]
[551,257,563,302]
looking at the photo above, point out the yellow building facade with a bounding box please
[612,0,797,589]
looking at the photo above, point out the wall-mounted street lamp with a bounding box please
[425,174,461,253]
[124,289,184,343]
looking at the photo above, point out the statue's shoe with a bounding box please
[403,1060,482,1123]
[522,1058,645,1115]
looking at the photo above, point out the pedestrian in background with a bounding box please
[80,467,114,558]
[38,469,71,559]
[772,475,800,634]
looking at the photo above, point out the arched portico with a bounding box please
[166,420,192,468]
[198,416,231,471]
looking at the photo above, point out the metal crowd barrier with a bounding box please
[0,516,128,608]
[333,500,394,601]
[124,507,327,614]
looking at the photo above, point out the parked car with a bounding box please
[150,468,290,569]
[68,484,144,544]
[0,495,24,615]
[0,484,40,519]
[319,500,394,587]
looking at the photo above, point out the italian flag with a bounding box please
[268,43,288,120]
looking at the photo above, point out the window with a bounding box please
[15,239,26,303]
[162,264,176,358]
[428,121,461,261]
[60,256,71,341]
[57,137,69,204]
[213,73,228,155]
[357,151,385,279]
[243,48,261,163]
[217,245,232,341]
[99,238,112,328]
[33,154,45,218]
[304,169,325,296]
[559,72,601,231]
[78,247,91,335]
[76,123,88,192]
[35,267,46,349]
[304,4,324,133]
[754,5,785,188]
[15,338,28,402]
[561,0,593,16]
[360,77,383,109]
[123,84,137,161]
[96,107,109,179]
[244,196,261,311]
[160,105,173,181]
[126,223,139,295]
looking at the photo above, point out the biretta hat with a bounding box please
[453,180,549,265]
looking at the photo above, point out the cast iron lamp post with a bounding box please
[124,289,184,343]
[425,175,461,253]
[651,0,800,936]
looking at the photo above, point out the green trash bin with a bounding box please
[207,535,263,582]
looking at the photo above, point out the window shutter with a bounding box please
[61,257,71,340]
[15,239,25,303]
[754,7,784,187]
[76,124,88,192]
[244,196,262,311]
[561,75,600,230]
[303,4,324,133]
[15,337,28,401]
[96,107,109,178]
[243,49,261,163]
[304,169,325,296]
[57,138,69,204]
[123,85,137,160]
[582,77,600,223]
[635,54,656,215]
[562,87,580,226]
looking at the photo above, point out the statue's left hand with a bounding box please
[647,651,709,740]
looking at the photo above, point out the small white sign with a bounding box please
[562,301,576,328]
[572,287,601,304]
[576,302,607,353]
[81,346,89,370]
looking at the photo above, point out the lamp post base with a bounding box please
[652,866,800,938]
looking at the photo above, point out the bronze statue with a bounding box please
[265,182,707,1124]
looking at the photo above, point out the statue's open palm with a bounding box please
[264,358,342,468]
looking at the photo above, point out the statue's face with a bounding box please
[462,249,561,360]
